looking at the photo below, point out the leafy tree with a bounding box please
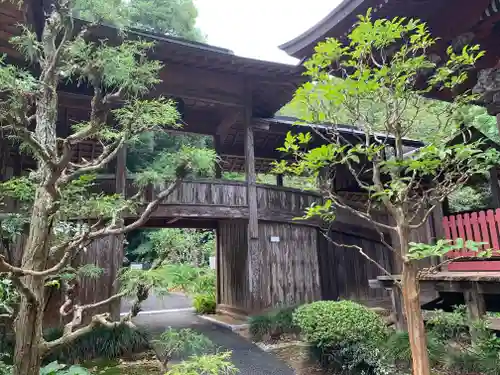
[274,11,499,375]
[130,228,215,266]
[73,0,205,41]
[0,1,215,374]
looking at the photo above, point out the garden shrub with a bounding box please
[249,306,298,341]
[193,293,216,314]
[165,352,238,375]
[43,325,149,363]
[152,328,213,362]
[383,330,446,367]
[0,355,11,375]
[294,300,387,347]
[248,314,272,341]
[294,300,388,374]
[426,305,469,341]
[443,318,500,375]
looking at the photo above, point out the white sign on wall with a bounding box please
[209,256,216,270]
[270,236,280,243]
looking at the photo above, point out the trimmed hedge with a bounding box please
[293,300,387,347]
[294,300,389,374]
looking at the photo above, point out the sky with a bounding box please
[194,0,339,65]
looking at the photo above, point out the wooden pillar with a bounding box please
[213,135,222,179]
[276,174,284,187]
[111,145,127,319]
[496,113,500,137]
[391,284,407,331]
[442,197,450,217]
[489,167,500,209]
[464,282,486,341]
[215,163,222,179]
[115,145,127,196]
[244,83,260,312]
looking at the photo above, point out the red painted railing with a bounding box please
[442,209,500,271]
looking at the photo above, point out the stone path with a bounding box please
[132,310,295,375]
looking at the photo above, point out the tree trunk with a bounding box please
[12,188,56,375]
[399,226,431,375]
[13,295,44,375]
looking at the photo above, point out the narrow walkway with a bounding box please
[132,311,295,375]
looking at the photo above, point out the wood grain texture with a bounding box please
[218,220,249,312]
[218,220,321,314]
[318,227,394,303]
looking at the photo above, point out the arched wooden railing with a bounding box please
[94,176,322,224]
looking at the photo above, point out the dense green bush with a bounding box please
[294,301,388,374]
[165,352,237,375]
[43,325,149,363]
[193,293,216,314]
[383,330,446,367]
[0,354,11,375]
[249,306,298,341]
[427,305,469,341]
[443,319,500,375]
[294,301,387,347]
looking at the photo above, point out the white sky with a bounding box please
[194,0,339,65]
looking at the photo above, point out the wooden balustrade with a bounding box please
[93,176,322,223]
[442,209,500,271]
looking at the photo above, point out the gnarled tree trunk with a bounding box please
[13,188,56,375]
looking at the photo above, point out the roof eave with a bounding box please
[278,0,367,59]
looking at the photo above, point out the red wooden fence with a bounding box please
[442,209,500,271]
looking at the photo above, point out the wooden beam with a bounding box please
[166,217,180,224]
[216,110,241,142]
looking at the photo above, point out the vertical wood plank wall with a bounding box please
[256,222,321,311]
[218,220,321,315]
[74,234,124,320]
[218,220,249,315]
[318,227,394,304]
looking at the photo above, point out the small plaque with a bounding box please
[270,236,280,243]
[209,256,216,270]
[130,263,143,270]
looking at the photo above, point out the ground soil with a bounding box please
[271,343,326,375]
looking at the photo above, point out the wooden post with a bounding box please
[115,145,127,197]
[442,197,450,216]
[391,284,407,331]
[276,174,284,187]
[244,83,260,312]
[496,113,500,137]
[213,135,222,179]
[111,145,127,320]
[464,282,486,341]
[215,226,221,306]
[489,167,500,209]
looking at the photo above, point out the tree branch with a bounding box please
[321,231,398,284]
[326,191,396,232]
[88,179,181,240]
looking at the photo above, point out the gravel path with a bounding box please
[132,310,295,375]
